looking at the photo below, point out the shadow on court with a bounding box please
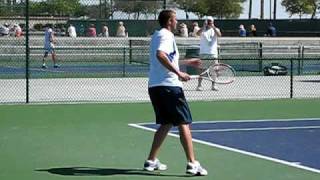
[36,167,192,177]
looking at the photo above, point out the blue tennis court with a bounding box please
[130,118,320,174]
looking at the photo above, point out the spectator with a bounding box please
[87,24,97,37]
[0,23,10,36]
[179,23,188,37]
[196,16,222,91]
[101,24,109,37]
[13,24,22,37]
[239,24,246,37]
[67,24,77,38]
[190,22,200,37]
[42,24,59,68]
[116,21,126,37]
[250,24,257,36]
[266,22,276,37]
[79,24,85,37]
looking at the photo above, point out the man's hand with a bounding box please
[178,71,191,82]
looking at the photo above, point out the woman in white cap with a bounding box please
[196,16,222,91]
[116,21,126,37]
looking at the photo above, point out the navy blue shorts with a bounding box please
[148,86,192,126]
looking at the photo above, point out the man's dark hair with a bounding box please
[158,9,175,28]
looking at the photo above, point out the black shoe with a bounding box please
[53,64,60,68]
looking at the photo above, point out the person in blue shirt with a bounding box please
[239,24,246,37]
[267,23,276,37]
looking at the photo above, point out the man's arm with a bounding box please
[156,50,190,81]
[180,58,201,67]
[213,27,222,37]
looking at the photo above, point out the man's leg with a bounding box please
[179,123,208,176]
[196,65,204,91]
[42,52,48,68]
[147,124,172,160]
[51,51,59,68]
[144,124,171,171]
[178,124,195,162]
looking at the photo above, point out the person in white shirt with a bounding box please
[13,24,22,37]
[179,23,188,37]
[101,24,109,37]
[0,23,10,36]
[67,24,77,38]
[116,21,126,37]
[190,22,200,37]
[144,9,208,176]
[196,16,222,91]
[42,25,59,68]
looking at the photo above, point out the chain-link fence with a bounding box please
[0,1,320,103]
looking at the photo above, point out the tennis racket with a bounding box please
[190,63,236,84]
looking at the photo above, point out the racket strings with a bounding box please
[209,64,235,83]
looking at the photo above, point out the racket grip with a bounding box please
[189,75,199,79]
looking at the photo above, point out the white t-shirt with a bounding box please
[199,27,220,57]
[148,28,182,88]
[68,25,77,37]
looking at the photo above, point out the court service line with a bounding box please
[129,123,320,174]
[170,125,320,133]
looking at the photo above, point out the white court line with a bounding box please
[128,120,320,174]
[2,65,65,73]
[134,118,320,126]
[170,126,320,133]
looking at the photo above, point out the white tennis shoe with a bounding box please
[196,86,203,91]
[211,85,218,91]
[186,161,208,176]
[143,158,167,171]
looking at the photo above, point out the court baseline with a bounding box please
[129,118,320,174]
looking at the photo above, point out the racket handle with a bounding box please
[189,75,200,79]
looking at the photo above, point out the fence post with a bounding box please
[129,39,132,64]
[259,42,263,71]
[290,58,293,98]
[25,0,30,103]
[123,48,126,77]
[297,44,302,75]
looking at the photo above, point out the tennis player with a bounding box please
[196,16,222,91]
[144,9,208,176]
[42,24,59,68]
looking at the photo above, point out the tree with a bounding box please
[175,0,196,19]
[307,0,320,19]
[114,0,161,19]
[180,0,246,19]
[281,0,314,19]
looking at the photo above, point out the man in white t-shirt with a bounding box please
[144,9,208,176]
[42,25,59,68]
[67,24,77,38]
[196,16,222,91]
